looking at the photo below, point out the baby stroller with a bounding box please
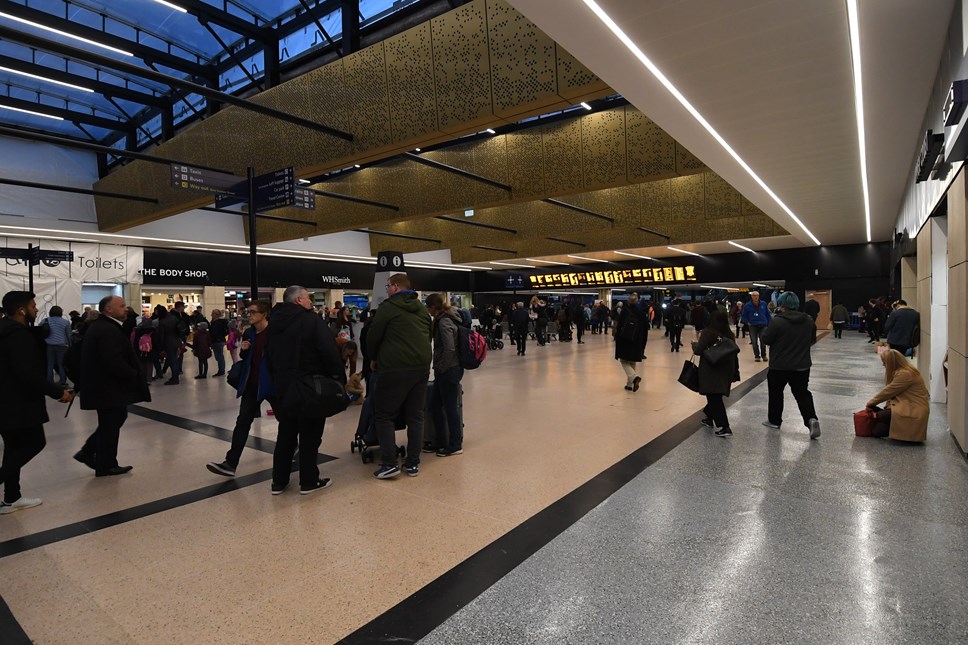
[350,373,408,464]
[477,323,504,350]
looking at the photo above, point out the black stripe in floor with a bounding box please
[0,595,31,644]
[0,453,338,559]
[128,404,278,454]
[337,368,771,644]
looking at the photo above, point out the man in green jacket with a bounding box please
[367,273,432,479]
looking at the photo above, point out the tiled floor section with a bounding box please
[418,334,968,644]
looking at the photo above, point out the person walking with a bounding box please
[0,291,73,514]
[42,305,72,386]
[866,298,884,343]
[692,310,740,438]
[509,300,529,356]
[132,316,159,388]
[883,299,920,355]
[367,273,432,479]
[160,301,188,384]
[532,298,549,346]
[75,296,150,476]
[761,291,821,439]
[830,302,849,339]
[741,291,772,362]
[425,293,465,456]
[209,309,229,377]
[614,292,648,392]
[265,287,344,495]
[667,298,687,352]
[207,300,272,477]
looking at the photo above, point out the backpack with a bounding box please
[138,330,153,355]
[456,325,487,370]
[459,308,473,329]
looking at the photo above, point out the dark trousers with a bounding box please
[669,325,683,350]
[197,357,208,377]
[212,342,226,374]
[272,413,324,488]
[374,368,429,467]
[868,321,881,342]
[225,389,261,468]
[536,320,547,345]
[82,407,128,471]
[431,367,464,450]
[47,345,68,385]
[515,324,528,354]
[833,323,845,338]
[703,395,729,430]
[767,369,817,427]
[749,325,767,359]
[0,425,46,503]
[576,320,585,342]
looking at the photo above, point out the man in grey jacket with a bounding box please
[761,291,821,439]
[884,300,920,355]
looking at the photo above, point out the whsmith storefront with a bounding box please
[140,248,473,317]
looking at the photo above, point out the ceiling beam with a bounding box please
[0,55,167,108]
[0,25,354,142]
[0,1,207,78]
[174,0,272,41]
[0,96,133,132]
[0,176,157,203]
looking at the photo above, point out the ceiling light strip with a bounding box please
[0,11,135,57]
[727,240,754,253]
[152,0,189,12]
[567,254,609,263]
[614,250,654,260]
[527,257,570,266]
[667,246,701,257]
[0,103,64,120]
[581,0,821,246]
[0,64,93,92]
[846,0,872,243]
[490,261,534,268]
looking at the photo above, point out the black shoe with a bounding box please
[206,461,236,477]
[700,418,716,429]
[271,481,290,495]
[624,385,633,391]
[300,478,332,495]
[213,371,225,376]
[164,378,179,385]
[73,450,96,470]
[632,376,642,392]
[96,465,133,477]
[715,428,733,438]
[194,375,206,379]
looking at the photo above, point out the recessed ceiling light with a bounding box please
[753,283,768,288]
[847,0,872,243]
[667,246,701,257]
[485,128,496,134]
[728,241,754,253]
[0,104,63,120]
[297,179,311,185]
[353,164,360,168]
[0,11,135,56]
[414,148,421,152]
[614,250,654,260]
[580,0,821,246]
[580,102,592,110]
[567,254,608,263]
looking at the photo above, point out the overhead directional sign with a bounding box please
[0,247,31,260]
[294,186,316,210]
[252,167,295,211]
[0,247,74,266]
[170,164,242,195]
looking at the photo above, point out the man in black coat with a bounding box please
[509,301,530,356]
[75,295,150,476]
[265,285,345,495]
[0,291,73,513]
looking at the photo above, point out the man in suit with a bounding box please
[74,295,150,477]
[0,291,73,514]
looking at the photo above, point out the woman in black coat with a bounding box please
[614,292,649,392]
[692,310,740,437]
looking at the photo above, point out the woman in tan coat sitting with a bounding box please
[866,349,930,442]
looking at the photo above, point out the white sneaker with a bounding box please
[0,497,42,514]
[808,418,821,440]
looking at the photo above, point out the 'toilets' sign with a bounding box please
[530,265,698,288]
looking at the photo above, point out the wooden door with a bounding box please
[806,290,832,329]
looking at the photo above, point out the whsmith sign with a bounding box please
[530,265,698,288]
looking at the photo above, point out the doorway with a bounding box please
[806,290,831,329]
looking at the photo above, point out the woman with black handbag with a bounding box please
[614,292,649,392]
[692,310,740,437]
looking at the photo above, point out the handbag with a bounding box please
[853,409,876,437]
[285,373,348,419]
[226,361,243,388]
[677,356,700,392]
[703,337,740,365]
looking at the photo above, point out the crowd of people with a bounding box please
[0,282,930,515]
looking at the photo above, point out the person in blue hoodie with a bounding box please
[740,291,772,362]
[206,299,273,478]
[42,305,73,386]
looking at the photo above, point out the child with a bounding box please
[192,321,212,379]
[226,320,239,364]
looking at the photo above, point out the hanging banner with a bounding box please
[0,239,143,283]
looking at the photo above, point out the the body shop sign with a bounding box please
[141,267,209,279]
[530,265,697,288]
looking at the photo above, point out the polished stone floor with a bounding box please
[1,327,964,644]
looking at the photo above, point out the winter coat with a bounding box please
[761,310,816,371]
[690,306,708,328]
[692,328,740,396]
[265,303,344,410]
[234,326,272,401]
[79,316,150,410]
[830,304,849,324]
[192,329,213,359]
[884,306,920,347]
[614,302,648,362]
[868,369,930,442]
[509,306,530,330]
[0,318,65,429]
[432,309,462,374]
[366,291,432,372]
[210,318,229,343]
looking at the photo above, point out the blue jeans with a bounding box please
[212,342,226,374]
[431,367,464,450]
[46,345,68,385]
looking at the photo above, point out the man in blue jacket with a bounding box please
[741,291,772,362]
